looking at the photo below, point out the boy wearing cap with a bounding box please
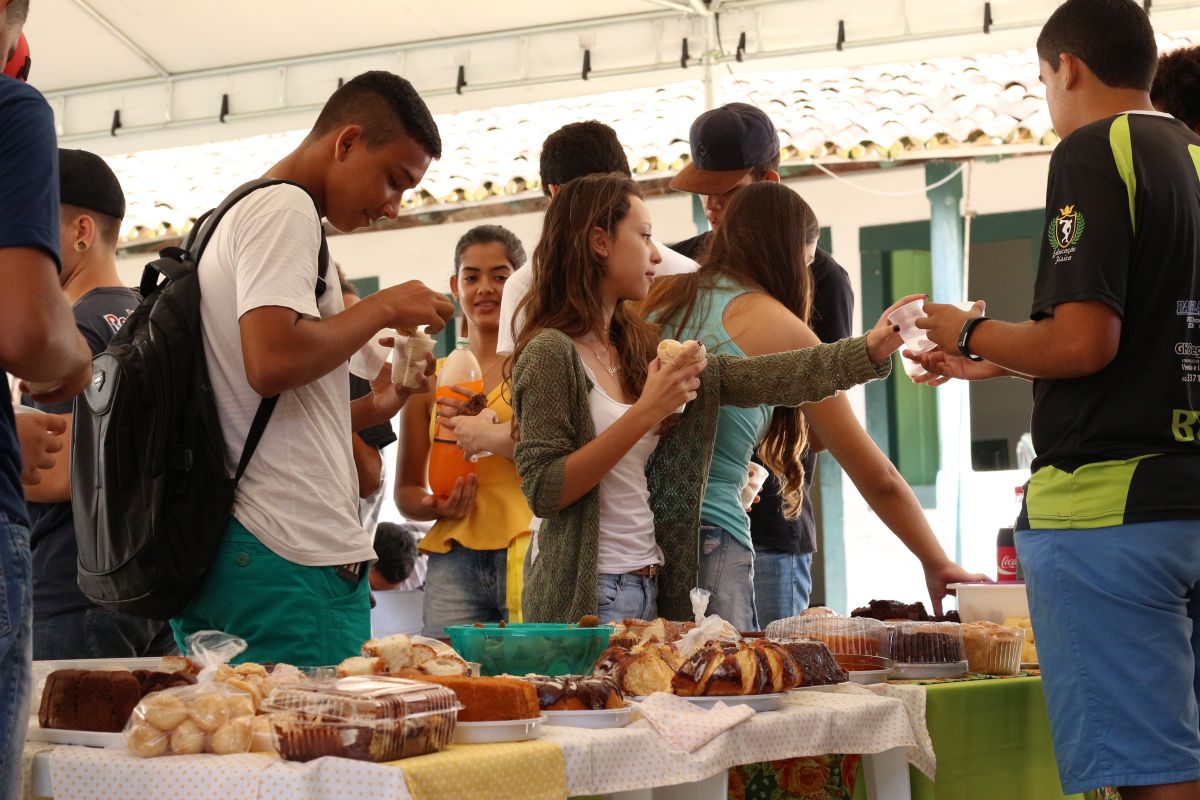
[918,1,1200,795]
[169,72,454,666]
[0,0,96,791]
[668,102,854,626]
[23,149,175,660]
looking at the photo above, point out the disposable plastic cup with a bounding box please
[888,299,934,356]
[393,334,437,389]
[740,462,769,509]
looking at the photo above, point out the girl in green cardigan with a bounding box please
[509,174,918,624]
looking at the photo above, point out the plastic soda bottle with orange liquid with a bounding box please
[428,338,483,499]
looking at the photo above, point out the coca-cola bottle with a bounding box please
[997,486,1025,582]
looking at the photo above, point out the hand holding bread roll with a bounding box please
[656,339,707,414]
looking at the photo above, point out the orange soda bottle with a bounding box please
[428,338,483,499]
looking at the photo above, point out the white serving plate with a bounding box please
[891,660,969,680]
[452,716,544,744]
[847,668,893,685]
[25,721,125,749]
[791,682,851,693]
[634,693,786,712]
[543,706,633,729]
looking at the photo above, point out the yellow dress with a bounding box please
[420,368,533,621]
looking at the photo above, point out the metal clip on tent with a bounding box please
[736,32,746,62]
[109,109,121,137]
[680,37,690,69]
[836,20,845,51]
[219,93,229,124]
[983,3,993,34]
[582,49,591,81]
[456,65,467,95]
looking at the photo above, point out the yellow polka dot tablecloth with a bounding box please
[46,747,274,800]
[392,741,566,800]
[36,687,927,799]
[864,682,938,779]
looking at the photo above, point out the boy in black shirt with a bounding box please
[918,1,1200,795]
[25,149,175,660]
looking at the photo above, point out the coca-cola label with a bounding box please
[997,547,1019,581]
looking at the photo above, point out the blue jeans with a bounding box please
[33,607,177,661]
[753,549,814,627]
[422,544,508,637]
[596,572,657,625]
[1017,520,1200,794]
[0,516,31,800]
[698,525,757,631]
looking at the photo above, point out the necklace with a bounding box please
[585,339,619,375]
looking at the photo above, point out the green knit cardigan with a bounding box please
[511,328,890,623]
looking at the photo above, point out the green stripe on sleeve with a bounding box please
[1109,115,1137,232]
[1190,144,1200,186]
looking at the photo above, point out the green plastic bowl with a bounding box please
[446,624,612,677]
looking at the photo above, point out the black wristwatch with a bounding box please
[957,315,988,361]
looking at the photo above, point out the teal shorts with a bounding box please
[170,518,370,667]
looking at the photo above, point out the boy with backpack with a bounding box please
[167,72,453,665]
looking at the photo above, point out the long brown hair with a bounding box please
[509,173,659,398]
[641,181,819,517]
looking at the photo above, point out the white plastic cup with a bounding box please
[740,462,769,510]
[392,333,437,389]
[887,298,934,356]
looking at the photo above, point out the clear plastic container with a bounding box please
[764,616,889,659]
[885,621,967,665]
[263,676,458,762]
[961,621,1025,676]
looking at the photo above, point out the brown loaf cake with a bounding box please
[852,599,930,621]
[523,675,624,710]
[888,623,965,664]
[771,639,848,686]
[406,674,540,721]
[39,669,142,733]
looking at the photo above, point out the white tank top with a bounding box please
[582,365,664,574]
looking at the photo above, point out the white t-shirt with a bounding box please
[496,238,700,355]
[583,365,663,575]
[198,183,375,567]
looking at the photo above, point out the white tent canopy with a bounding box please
[26,0,1200,155]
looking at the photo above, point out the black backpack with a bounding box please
[71,179,329,621]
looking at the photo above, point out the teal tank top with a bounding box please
[656,275,770,551]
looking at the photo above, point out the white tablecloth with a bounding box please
[29,686,931,800]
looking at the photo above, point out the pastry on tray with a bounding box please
[522,674,624,710]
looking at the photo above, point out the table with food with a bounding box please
[21,587,1061,800]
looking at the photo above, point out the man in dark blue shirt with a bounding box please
[0,2,95,792]
[24,149,175,660]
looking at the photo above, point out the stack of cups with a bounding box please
[887,299,935,379]
[391,329,438,389]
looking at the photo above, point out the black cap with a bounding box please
[670,102,779,195]
[59,149,126,221]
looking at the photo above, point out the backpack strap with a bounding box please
[184,178,332,485]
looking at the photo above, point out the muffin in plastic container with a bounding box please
[961,621,1025,676]
[764,615,889,659]
[885,622,968,679]
[262,676,458,762]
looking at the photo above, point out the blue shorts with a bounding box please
[1016,520,1200,794]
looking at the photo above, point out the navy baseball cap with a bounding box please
[670,102,780,195]
[59,149,126,221]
